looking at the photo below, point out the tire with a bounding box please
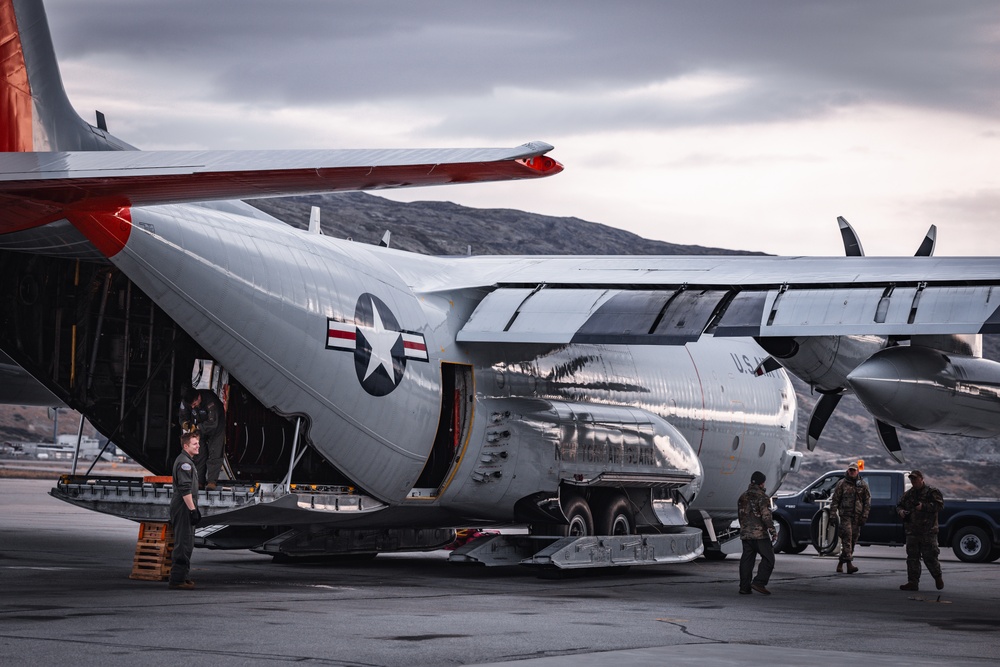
[702,549,728,561]
[774,519,807,554]
[952,525,993,563]
[559,495,595,537]
[774,519,791,553]
[810,509,840,556]
[594,494,635,536]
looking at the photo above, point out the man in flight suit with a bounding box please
[738,470,777,595]
[179,386,226,490]
[896,470,945,591]
[829,462,871,574]
[169,431,202,590]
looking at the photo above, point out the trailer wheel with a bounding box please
[560,496,595,537]
[952,526,992,563]
[595,495,634,536]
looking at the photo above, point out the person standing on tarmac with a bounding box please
[829,462,871,574]
[178,386,226,490]
[738,470,777,595]
[896,470,945,591]
[169,431,202,590]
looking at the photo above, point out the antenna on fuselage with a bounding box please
[308,206,322,235]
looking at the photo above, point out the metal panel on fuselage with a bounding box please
[431,335,796,524]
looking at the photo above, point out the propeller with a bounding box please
[764,217,936,461]
[806,392,843,452]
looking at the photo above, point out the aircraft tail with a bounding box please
[1,0,133,151]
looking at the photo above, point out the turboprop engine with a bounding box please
[848,343,1000,438]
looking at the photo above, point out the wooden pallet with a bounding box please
[129,521,174,581]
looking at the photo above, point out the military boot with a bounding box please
[836,561,844,573]
[899,581,918,591]
[847,562,859,574]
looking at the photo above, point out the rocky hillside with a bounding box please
[2,192,997,496]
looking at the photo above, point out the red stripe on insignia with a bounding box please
[328,329,356,341]
[327,320,357,349]
[401,333,428,360]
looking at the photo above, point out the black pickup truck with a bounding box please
[772,469,1000,563]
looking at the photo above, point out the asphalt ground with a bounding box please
[1,478,998,666]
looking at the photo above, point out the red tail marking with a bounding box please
[0,0,33,151]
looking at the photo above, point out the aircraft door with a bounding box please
[413,363,473,494]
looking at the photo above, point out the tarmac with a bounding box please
[2,477,999,666]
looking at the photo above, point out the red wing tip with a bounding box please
[518,155,563,175]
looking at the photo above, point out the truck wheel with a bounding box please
[952,526,992,563]
[774,519,790,553]
[775,520,807,554]
[594,495,634,536]
[560,496,595,537]
[810,509,840,556]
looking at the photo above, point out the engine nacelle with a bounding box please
[847,345,1000,437]
[757,335,887,393]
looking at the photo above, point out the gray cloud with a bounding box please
[46,0,1000,131]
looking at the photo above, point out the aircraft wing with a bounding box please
[0,143,561,235]
[453,255,1000,344]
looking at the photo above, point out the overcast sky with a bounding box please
[43,0,1000,255]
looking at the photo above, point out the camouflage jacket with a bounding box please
[830,477,871,523]
[896,485,944,535]
[738,483,775,540]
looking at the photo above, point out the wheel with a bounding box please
[952,526,993,563]
[774,519,791,553]
[559,495,595,537]
[594,494,635,536]
[810,509,840,556]
[775,519,807,554]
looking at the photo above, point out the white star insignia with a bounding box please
[361,296,401,381]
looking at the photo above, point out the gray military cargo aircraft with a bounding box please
[1,0,999,562]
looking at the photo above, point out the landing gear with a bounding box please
[559,495,595,537]
[594,494,635,536]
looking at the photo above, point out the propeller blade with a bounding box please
[914,224,936,257]
[875,419,905,463]
[837,216,865,257]
[806,392,843,451]
[753,356,783,377]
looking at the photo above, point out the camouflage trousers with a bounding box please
[837,516,862,563]
[905,533,942,583]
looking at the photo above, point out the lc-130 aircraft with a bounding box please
[2,0,1000,563]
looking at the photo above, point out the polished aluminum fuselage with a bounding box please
[89,200,797,528]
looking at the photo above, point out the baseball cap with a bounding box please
[847,463,858,471]
[907,470,923,480]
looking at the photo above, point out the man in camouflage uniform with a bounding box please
[738,470,777,595]
[829,462,871,574]
[896,469,944,591]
